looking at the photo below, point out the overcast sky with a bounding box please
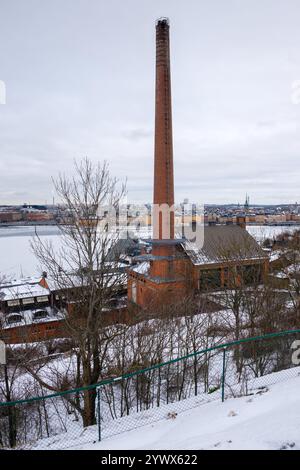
[1,0,300,205]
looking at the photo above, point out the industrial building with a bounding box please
[127,18,268,309]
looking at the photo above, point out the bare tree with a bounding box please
[29,158,127,426]
[280,231,300,315]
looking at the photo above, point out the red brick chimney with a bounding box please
[127,19,189,308]
[153,18,174,241]
[150,18,175,279]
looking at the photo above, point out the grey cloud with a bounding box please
[1,0,300,205]
[124,128,152,141]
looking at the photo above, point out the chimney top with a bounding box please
[156,17,169,27]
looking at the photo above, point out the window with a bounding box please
[23,297,34,305]
[7,314,23,324]
[238,264,261,285]
[223,267,234,287]
[33,310,48,320]
[7,299,20,307]
[46,325,55,331]
[56,294,66,300]
[36,296,49,303]
[199,269,221,290]
[132,282,137,303]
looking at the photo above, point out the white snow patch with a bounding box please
[33,367,300,451]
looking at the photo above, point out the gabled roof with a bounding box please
[0,279,50,302]
[181,225,268,266]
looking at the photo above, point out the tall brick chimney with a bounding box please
[150,18,176,280]
[153,18,174,241]
[127,19,189,308]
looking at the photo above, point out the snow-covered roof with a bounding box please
[181,225,268,266]
[44,271,127,292]
[131,261,150,275]
[273,272,289,279]
[2,306,65,329]
[0,279,50,301]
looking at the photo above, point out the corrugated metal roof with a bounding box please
[182,225,268,266]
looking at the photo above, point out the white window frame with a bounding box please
[132,282,137,303]
[22,297,35,305]
[36,296,49,303]
[7,299,20,307]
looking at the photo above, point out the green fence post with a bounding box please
[97,387,101,442]
[221,348,226,403]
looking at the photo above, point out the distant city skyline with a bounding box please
[1,0,300,205]
[1,200,300,209]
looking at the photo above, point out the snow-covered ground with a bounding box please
[32,367,300,451]
[247,225,298,242]
[79,371,300,450]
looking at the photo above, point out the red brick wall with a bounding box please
[1,307,130,344]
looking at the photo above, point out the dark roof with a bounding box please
[181,225,268,266]
[106,237,140,261]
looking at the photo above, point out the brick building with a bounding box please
[127,19,268,309]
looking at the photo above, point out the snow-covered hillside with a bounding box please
[35,368,300,451]
[88,372,300,451]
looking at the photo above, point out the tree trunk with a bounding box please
[82,388,97,427]
[4,365,17,448]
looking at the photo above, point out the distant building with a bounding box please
[0,211,22,223]
[0,262,128,344]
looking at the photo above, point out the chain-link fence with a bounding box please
[0,329,299,449]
